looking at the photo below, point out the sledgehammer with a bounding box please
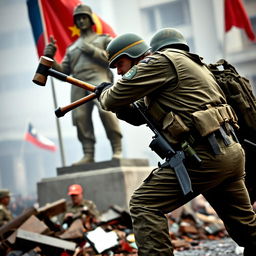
[32,56,96,92]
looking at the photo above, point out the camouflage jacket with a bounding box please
[0,204,13,227]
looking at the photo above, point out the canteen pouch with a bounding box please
[162,112,190,144]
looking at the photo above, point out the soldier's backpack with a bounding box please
[208,59,256,144]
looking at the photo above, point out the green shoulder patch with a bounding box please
[123,66,137,80]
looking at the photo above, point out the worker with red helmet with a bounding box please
[62,184,100,228]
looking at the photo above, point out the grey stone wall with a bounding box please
[37,159,152,212]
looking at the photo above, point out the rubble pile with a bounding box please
[167,195,228,252]
[0,200,137,256]
[174,238,243,256]
[0,196,240,256]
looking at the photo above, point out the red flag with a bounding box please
[25,123,57,152]
[27,0,116,62]
[225,0,256,41]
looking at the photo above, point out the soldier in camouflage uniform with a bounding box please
[0,189,13,227]
[44,4,122,165]
[96,29,256,256]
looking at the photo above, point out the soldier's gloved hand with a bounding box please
[44,36,57,58]
[94,82,112,98]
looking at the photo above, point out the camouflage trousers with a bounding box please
[130,137,256,256]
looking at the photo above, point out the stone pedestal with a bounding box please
[37,158,152,212]
[56,158,150,175]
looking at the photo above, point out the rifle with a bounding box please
[133,102,194,195]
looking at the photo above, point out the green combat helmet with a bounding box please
[0,189,10,199]
[73,4,95,25]
[150,28,189,52]
[107,33,150,68]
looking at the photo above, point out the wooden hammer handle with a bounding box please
[55,93,97,118]
[66,76,96,92]
[48,69,96,92]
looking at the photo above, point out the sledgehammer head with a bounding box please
[32,56,54,86]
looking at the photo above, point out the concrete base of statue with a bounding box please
[37,158,152,212]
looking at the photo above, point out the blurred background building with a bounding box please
[0,0,255,197]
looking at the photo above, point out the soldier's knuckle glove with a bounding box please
[44,43,57,58]
[94,82,112,98]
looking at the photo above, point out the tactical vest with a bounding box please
[158,50,238,147]
[159,49,226,123]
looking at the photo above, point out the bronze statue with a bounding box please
[44,4,122,165]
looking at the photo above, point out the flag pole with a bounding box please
[223,0,227,59]
[16,122,29,195]
[50,77,66,167]
[38,0,66,166]
[223,27,227,59]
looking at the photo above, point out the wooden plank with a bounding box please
[37,199,66,219]
[0,207,37,238]
[16,229,76,252]
[7,215,49,244]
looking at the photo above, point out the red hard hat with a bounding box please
[67,184,83,195]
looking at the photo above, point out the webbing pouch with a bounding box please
[162,112,190,144]
[192,104,238,137]
[192,108,221,137]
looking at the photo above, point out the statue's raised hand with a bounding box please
[44,36,57,58]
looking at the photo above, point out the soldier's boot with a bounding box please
[73,144,95,165]
[73,153,94,165]
[110,134,122,159]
